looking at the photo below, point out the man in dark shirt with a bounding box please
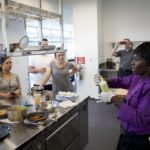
[112,38,134,77]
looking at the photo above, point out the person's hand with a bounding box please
[2,93,14,99]
[94,74,101,86]
[38,67,47,73]
[111,96,124,108]
[116,42,121,49]
[12,91,20,97]
[97,90,116,103]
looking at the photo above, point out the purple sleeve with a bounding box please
[108,75,134,89]
[118,93,150,127]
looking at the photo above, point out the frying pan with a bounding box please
[26,111,49,123]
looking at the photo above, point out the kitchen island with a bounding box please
[0,94,89,150]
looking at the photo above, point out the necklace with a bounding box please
[55,61,67,69]
[3,73,11,91]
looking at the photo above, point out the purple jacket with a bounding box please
[108,74,150,135]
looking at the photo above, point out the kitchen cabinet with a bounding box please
[79,99,88,150]
[0,95,89,150]
[66,136,80,150]
[16,132,45,150]
[46,113,80,150]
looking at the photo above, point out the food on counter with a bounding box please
[0,109,7,119]
[58,91,78,97]
[59,100,77,109]
[115,88,128,99]
[31,115,46,121]
[27,112,49,123]
[56,91,78,101]
[15,105,27,111]
[0,109,7,115]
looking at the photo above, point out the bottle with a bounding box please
[99,76,110,92]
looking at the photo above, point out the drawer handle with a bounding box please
[46,112,79,141]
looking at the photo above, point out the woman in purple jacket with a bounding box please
[96,42,150,150]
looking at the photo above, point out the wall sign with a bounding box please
[76,57,85,64]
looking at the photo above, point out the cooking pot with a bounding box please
[106,58,114,69]
[31,86,44,96]
[7,105,27,122]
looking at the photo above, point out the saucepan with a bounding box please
[7,105,27,122]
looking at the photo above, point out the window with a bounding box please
[26,19,41,45]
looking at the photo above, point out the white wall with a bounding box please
[73,0,101,97]
[103,0,150,42]
[97,0,104,63]
[103,0,150,60]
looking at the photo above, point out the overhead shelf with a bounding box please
[0,0,64,55]
[6,0,61,20]
[0,49,56,57]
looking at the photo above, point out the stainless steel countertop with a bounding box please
[99,68,118,72]
[0,93,89,150]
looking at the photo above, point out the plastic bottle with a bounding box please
[99,76,110,92]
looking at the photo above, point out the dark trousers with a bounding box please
[116,133,150,150]
[118,68,133,77]
[34,84,52,91]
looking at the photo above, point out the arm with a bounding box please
[69,64,78,76]
[39,67,51,86]
[112,42,120,56]
[118,93,150,127]
[14,74,21,96]
[28,65,47,74]
[107,74,134,89]
[0,92,12,99]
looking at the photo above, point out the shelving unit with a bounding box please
[0,0,64,56]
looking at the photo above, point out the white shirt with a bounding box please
[28,54,54,87]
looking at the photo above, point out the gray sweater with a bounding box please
[0,73,21,94]
[50,61,74,94]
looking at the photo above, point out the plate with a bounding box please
[59,100,77,109]
[56,94,78,101]
[0,125,10,141]
[27,112,49,123]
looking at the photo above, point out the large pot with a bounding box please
[7,105,27,122]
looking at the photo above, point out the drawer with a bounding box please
[16,133,45,150]
[46,112,79,150]
[66,136,80,150]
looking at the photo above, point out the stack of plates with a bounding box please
[56,92,78,101]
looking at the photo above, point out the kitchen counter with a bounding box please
[0,93,89,150]
[99,68,118,80]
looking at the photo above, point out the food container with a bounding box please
[0,105,10,119]
[7,105,27,122]
[39,102,56,113]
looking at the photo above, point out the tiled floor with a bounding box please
[84,99,120,150]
